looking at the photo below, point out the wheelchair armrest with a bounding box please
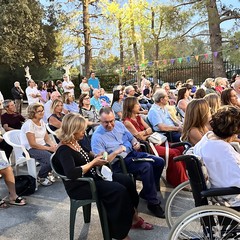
[170,141,192,149]
[173,154,194,162]
[201,187,240,197]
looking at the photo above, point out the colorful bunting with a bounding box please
[186,56,191,63]
[195,55,199,61]
[213,52,218,58]
[204,53,208,59]
[178,58,183,63]
[170,59,175,64]
[163,59,167,65]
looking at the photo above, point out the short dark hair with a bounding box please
[99,107,113,116]
[210,106,240,138]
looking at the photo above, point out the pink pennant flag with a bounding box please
[127,66,131,71]
[163,59,167,65]
[204,53,208,59]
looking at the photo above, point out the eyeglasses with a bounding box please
[36,109,44,113]
[102,119,115,125]
[56,95,61,98]
[84,97,90,100]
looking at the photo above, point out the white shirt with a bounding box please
[25,86,40,105]
[62,80,75,96]
[194,131,240,207]
[20,119,46,150]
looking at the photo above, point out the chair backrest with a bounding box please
[3,130,31,161]
[50,153,68,180]
[46,123,57,136]
[182,155,208,207]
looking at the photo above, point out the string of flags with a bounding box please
[117,44,239,73]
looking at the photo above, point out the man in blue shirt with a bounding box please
[90,89,102,111]
[88,72,100,97]
[148,89,182,142]
[91,107,165,218]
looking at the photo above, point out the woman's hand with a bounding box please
[92,155,108,166]
[48,145,57,152]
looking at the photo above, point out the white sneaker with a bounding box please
[37,177,53,186]
[47,173,56,183]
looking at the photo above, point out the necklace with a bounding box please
[69,141,96,175]
[69,141,81,152]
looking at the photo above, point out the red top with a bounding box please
[124,116,145,132]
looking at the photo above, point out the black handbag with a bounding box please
[15,175,36,196]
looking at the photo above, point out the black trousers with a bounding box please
[0,139,13,160]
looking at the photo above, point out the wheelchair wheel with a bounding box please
[165,180,194,228]
[168,205,240,240]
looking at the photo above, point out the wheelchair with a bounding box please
[168,154,240,240]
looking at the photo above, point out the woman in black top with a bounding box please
[52,113,153,239]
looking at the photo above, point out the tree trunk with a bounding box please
[129,0,140,86]
[83,0,92,78]
[118,18,124,85]
[206,0,226,78]
[153,40,159,84]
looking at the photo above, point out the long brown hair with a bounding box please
[122,97,139,120]
[181,99,210,142]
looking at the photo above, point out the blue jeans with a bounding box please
[112,150,164,205]
[28,148,52,178]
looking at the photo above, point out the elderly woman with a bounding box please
[194,106,240,207]
[20,102,57,186]
[79,93,100,129]
[221,88,240,107]
[182,99,211,146]
[203,78,216,94]
[62,92,79,113]
[53,113,153,239]
[122,97,188,187]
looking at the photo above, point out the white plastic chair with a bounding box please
[46,123,57,136]
[45,123,57,144]
[3,130,38,189]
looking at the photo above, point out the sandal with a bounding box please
[9,196,26,206]
[0,199,9,209]
[131,217,153,230]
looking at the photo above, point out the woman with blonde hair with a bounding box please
[53,113,153,239]
[182,99,210,146]
[204,93,221,115]
[122,97,188,187]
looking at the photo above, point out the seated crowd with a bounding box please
[1,74,240,239]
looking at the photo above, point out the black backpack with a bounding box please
[15,175,36,196]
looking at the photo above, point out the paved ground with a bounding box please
[0,166,174,240]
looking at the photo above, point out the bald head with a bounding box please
[51,91,61,101]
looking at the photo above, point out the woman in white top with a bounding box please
[194,106,240,207]
[20,102,57,186]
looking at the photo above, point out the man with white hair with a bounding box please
[11,81,24,114]
[43,91,62,123]
[62,74,75,97]
[25,79,41,105]
[148,89,182,142]
[90,88,102,111]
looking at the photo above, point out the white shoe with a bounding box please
[37,177,53,186]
